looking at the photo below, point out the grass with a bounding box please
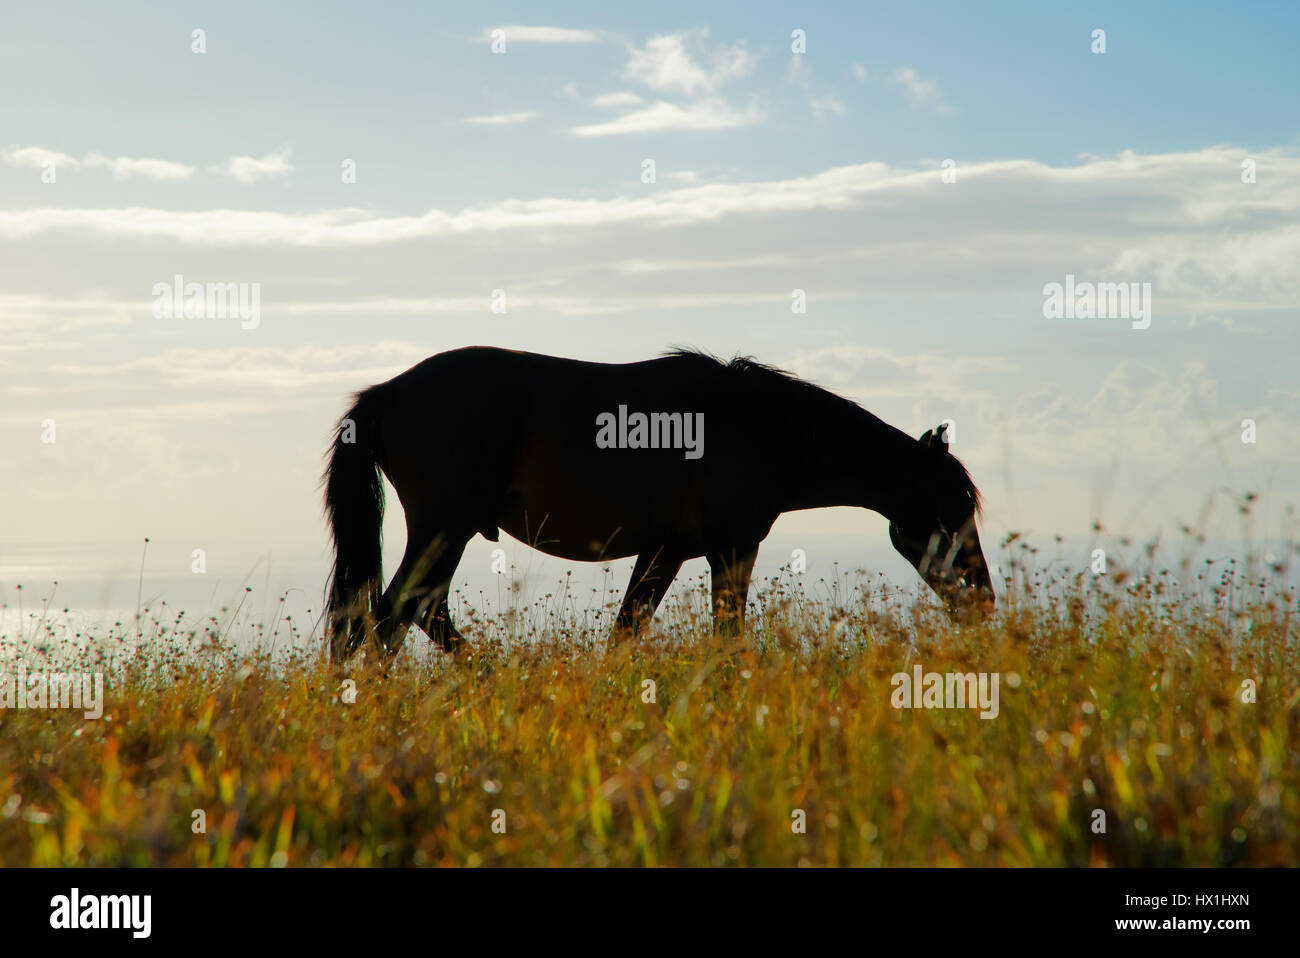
[0,542,1296,867]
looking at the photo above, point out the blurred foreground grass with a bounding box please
[1,557,1296,867]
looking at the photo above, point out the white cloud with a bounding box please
[1,145,79,169]
[571,98,762,136]
[2,290,793,329]
[211,148,295,184]
[2,146,1298,315]
[579,31,760,138]
[998,360,1272,470]
[787,343,1015,405]
[463,111,539,126]
[613,252,783,273]
[808,95,846,118]
[850,63,868,82]
[1107,213,1300,300]
[555,82,580,99]
[590,91,644,108]
[893,66,948,112]
[83,153,195,181]
[623,31,754,96]
[4,145,277,182]
[52,341,436,389]
[482,25,600,44]
[707,39,756,87]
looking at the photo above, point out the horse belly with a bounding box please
[497,457,702,562]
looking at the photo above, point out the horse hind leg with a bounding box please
[379,528,472,657]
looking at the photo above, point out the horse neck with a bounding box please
[779,400,924,523]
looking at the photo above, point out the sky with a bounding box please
[2,1,1297,640]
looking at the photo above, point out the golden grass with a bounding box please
[1,559,1296,867]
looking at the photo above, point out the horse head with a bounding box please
[887,425,994,619]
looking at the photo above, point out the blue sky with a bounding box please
[1,1,1296,635]
[4,1,1298,206]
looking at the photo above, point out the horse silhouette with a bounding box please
[324,346,992,663]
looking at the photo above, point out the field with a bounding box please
[1,547,1296,867]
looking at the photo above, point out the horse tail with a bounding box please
[324,385,388,663]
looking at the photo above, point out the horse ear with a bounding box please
[919,426,949,455]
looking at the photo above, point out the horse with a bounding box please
[323,346,993,663]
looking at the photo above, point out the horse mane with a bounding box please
[662,346,843,405]
[949,456,984,518]
[663,346,983,518]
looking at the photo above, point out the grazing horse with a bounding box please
[324,346,993,663]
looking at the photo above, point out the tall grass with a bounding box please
[0,538,1295,866]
